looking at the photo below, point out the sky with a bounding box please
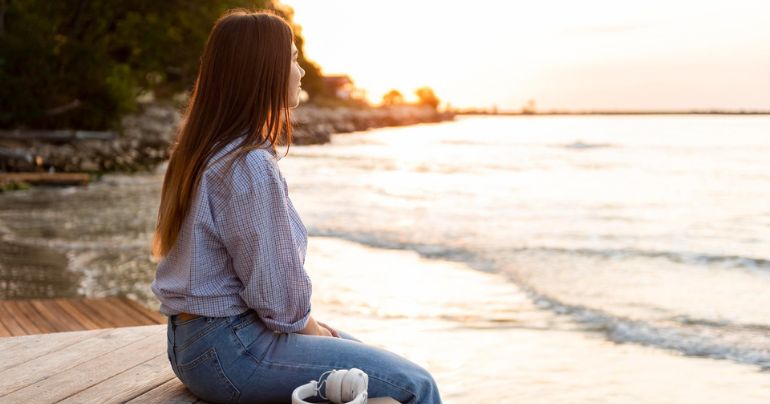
[282,0,770,112]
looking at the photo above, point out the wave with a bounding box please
[529,293,770,370]
[512,246,770,271]
[307,227,770,369]
[306,228,495,272]
[561,140,614,149]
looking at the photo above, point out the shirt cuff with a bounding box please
[260,304,312,333]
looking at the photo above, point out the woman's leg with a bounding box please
[337,329,363,343]
[168,311,441,404]
[238,331,442,404]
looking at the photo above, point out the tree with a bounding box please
[381,89,404,106]
[415,87,440,110]
[0,0,319,130]
[270,1,323,102]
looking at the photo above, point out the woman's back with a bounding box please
[152,137,311,333]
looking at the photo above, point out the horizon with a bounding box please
[283,0,770,112]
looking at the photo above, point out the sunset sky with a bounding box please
[282,0,770,112]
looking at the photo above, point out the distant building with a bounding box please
[321,75,367,101]
[322,75,353,99]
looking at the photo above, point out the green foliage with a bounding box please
[0,180,31,192]
[0,0,318,130]
[271,2,323,102]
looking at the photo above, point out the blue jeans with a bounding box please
[166,310,442,403]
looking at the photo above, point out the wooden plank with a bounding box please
[0,318,11,337]
[130,381,398,404]
[53,298,103,329]
[0,302,27,336]
[0,173,90,186]
[17,299,65,333]
[0,329,111,373]
[0,298,165,336]
[64,298,115,329]
[16,300,57,332]
[4,300,45,335]
[30,300,79,333]
[125,378,198,404]
[119,297,166,324]
[39,299,92,331]
[1,326,165,402]
[81,298,142,328]
[128,380,401,404]
[101,298,157,326]
[0,325,161,396]
[58,354,176,404]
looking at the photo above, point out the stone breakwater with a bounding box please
[0,103,454,173]
[291,104,453,145]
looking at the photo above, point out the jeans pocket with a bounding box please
[178,347,240,403]
[232,315,274,363]
[175,318,228,353]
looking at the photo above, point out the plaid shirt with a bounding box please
[151,137,311,333]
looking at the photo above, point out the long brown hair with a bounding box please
[152,9,295,258]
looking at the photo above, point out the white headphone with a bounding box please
[291,368,369,404]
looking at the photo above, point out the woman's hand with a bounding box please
[317,320,340,338]
[298,315,337,337]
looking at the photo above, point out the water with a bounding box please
[1,115,769,374]
[281,115,770,369]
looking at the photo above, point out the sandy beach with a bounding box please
[306,237,770,404]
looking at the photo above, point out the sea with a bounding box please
[1,115,769,401]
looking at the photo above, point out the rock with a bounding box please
[0,102,454,174]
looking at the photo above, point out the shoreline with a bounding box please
[454,110,770,116]
[0,102,454,178]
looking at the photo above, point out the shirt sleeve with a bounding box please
[217,155,312,333]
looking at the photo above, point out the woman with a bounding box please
[150,9,442,404]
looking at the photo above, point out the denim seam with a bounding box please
[175,319,228,353]
[178,347,241,402]
[259,360,417,398]
[232,317,256,331]
[232,331,274,365]
[366,373,418,400]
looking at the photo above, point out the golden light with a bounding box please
[283,0,770,111]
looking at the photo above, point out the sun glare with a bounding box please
[284,0,770,111]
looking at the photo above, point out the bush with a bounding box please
[0,0,319,130]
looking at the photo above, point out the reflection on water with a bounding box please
[279,115,770,369]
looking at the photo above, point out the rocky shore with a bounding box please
[0,103,454,174]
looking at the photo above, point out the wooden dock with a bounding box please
[0,297,165,336]
[0,324,400,403]
[0,325,191,402]
[0,172,91,187]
